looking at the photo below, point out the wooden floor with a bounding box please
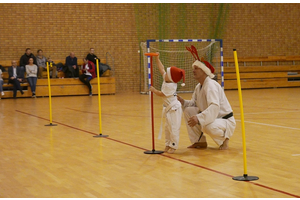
[1,88,300,198]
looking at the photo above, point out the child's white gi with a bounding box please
[160,73,182,149]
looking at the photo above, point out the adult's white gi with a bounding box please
[160,73,182,149]
[182,76,236,146]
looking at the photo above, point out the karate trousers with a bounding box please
[183,107,236,146]
[164,105,182,149]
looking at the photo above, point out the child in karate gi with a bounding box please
[149,53,185,154]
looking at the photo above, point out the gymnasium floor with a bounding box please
[0,87,300,198]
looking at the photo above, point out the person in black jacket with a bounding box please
[8,60,24,98]
[20,48,37,71]
[86,48,100,65]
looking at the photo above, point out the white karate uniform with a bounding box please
[183,76,236,146]
[160,73,182,149]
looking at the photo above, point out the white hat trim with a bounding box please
[166,67,174,83]
[192,60,215,78]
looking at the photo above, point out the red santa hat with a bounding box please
[186,45,215,79]
[192,60,215,79]
[166,66,186,87]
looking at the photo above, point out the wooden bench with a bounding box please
[1,71,29,88]
[35,77,115,97]
[221,56,300,89]
[223,55,300,66]
[1,64,29,96]
[0,58,115,98]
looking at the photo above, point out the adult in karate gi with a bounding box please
[177,59,236,150]
[150,54,185,154]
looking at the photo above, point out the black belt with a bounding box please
[222,112,233,119]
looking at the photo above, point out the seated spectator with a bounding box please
[20,48,37,71]
[65,52,79,78]
[36,49,57,79]
[8,60,24,98]
[0,68,4,97]
[86,48,100,65]
[79,58,96,96]
[0,64,6,72]
[26,58,38,98]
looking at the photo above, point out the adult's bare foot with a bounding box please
[219,138,229,150]
[187,142,207,149]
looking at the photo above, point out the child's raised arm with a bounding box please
[155,53,166,76]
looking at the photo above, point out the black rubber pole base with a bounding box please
[45,123,57,126]
[93,134,109,138]
[144,150,164,154]
[233,174,259,181]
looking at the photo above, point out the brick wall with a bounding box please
[1,3,300,92]
[225,3,300,57]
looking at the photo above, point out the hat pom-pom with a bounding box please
[181,83,185,87]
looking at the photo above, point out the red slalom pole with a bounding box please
[144,53,164,154]
[150,56,155,150]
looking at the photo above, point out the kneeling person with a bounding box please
[177,58,236,150]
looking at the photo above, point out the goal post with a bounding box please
[140,39,224,94]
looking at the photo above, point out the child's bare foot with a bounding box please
[219,138,229,150]
[168,148,176,154]
[164,146,170,152]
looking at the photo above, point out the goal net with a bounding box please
[140,39,223,94]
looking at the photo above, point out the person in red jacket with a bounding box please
[79,58,96,96]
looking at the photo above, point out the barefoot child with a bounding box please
[149,53,185,154]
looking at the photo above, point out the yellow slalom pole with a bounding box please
[232,49,258,181]
[93,59,108,138]
[234,50,248,174]
[45,62,57,126]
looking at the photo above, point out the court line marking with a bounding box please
[236,119,300,131]
[65,107,156,118]
[66,108,300,131]
[234,110,300,115]
[15,109,300,198]
[232,105,300,112]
